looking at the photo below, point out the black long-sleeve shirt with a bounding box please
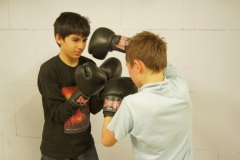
[37,55,103,159]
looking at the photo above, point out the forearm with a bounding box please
[102,116,117,147]
[39,74,79,123]
[45,99,79,123]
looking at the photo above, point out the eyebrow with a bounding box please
[72,36,88,40]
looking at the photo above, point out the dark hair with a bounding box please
[126,31,167,73]
[53,12,90,46]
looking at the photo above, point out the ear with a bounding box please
[55,34,63,46]
[133,60,144,73]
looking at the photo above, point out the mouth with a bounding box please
[76,52,82,56]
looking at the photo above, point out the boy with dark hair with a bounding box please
[38,12,121,160]
[100,31,193,160]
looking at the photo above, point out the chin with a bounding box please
[73,54,81,58]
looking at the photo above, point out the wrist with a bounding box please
[69,89,90,108]
[103,111,115,117]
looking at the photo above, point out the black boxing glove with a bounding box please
[102,77,138,117]
[69,62,107,108]
[88,57,122,114]
[100,57,122,80]
[88,27,129,60]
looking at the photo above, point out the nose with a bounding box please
[78,41,86,50]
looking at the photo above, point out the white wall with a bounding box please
[0,0,240,160]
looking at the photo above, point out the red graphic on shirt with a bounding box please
[62,86,90,134]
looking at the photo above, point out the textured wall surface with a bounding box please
[0,0,240,159]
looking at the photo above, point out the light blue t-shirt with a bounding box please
[107,63,193,160]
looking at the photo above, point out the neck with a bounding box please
[59,52,79,67]
[141,71,164,86]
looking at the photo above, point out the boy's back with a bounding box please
[108,63,193,160]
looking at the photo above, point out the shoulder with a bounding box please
[39,55,59,75]
[79,56,96,65]
[121,92,141,107]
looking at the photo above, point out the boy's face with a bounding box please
[56,34,88,59]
